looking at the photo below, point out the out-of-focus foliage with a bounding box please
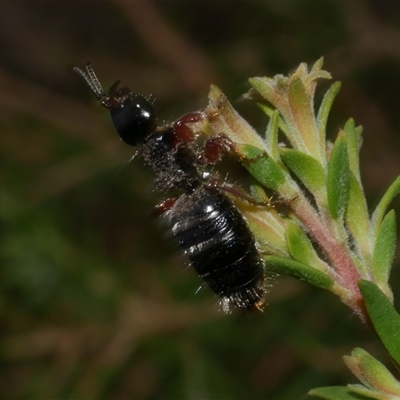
[1,1,400,399]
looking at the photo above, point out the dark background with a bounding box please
[1,1,400,399]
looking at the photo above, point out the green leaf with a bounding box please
[310,56,325,73]
[316,81,341,144]
[263,109,280,160]
[288,75,320,156]
[309,386,370,400]
[286,220,329,273]
[207,84,268,151]
[257,103,290,137]
[347,384,392,400]
[344,348,400,396]
[264,255,333,289]
[280,148,326,196]
[296,57,332,91]
[358,280,400,365]
[343,119,363,182]
[372,210,396,286]
[345,172,370,262]
[242,208,288,255]
[371,175,400,237]
[249,76,279,105]
[327,134,350,219]
[248,179,270,204]
[240,145,286,190]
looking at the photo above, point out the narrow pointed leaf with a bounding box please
[249,76,288,113]
[343,119,363,182]
[309,386,370,400]
[286,220,330,273]
[344,348,400,395]
[264,255,333,289]
[310,56,325,73]
[263,109,281,159]
[248,180,270,204]
[280,148,326,195]
[347,384,390,400]
[257,103,290,137]
[207,84,267,150]
[241,208,288,255]
[240,145,286,190]
[345,172,370,259]
[288,75,319,155]
[371,175,400,237]
[372,210,396,286]
[358,280,400,365]
[306,71,331,84]
[327,134,350,219]
[316,81,341,143]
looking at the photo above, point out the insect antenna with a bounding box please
[73,62,105,100]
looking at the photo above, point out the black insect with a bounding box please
[73,63,266,313]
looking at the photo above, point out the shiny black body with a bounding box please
[111,93,156,146]
[170,186,265,311]
[74,63,266,312]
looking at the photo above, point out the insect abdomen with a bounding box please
[170,186,265,312]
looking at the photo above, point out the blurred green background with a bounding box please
[1,1,400,399]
